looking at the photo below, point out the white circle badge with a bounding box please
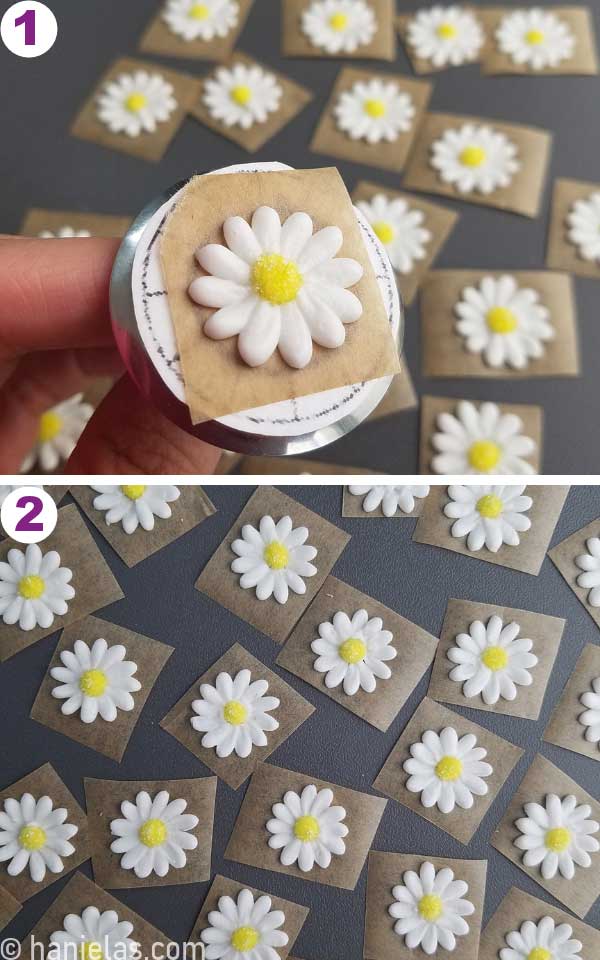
[1,2,57,58]
[1,487,58,543]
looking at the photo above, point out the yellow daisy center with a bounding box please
[545,827,571,852]
[121,484,146,500]
[19,825,47,851]
[526,29,545,45]
[339,637,367,664]
[418,893,444,922]
[294,814,321,842]
[79,669,108,698]
[329,12,348,30]
[437,22,457,39]
[263,540,290,570]
[231,927,259,953]
[39,411,63,443]
[223,699,248,725]
[481,645,509,671]
[460,145,487,168]
[487,306,518,334]
[476,494,504,519]
[528,950,551,960]
[189,2,209,19]
[139,818,167,848]
[435,755,463,781]
[125,93,148,113]
[364,98,386,118]
[231,84,252,105]
[80,943,103,960]
[373,220,395,245]
[252,253,304,306]
[18,575,45,600]
[468,440,501,473]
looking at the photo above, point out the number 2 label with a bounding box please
[0,487,58,543]
[15,495,44,532]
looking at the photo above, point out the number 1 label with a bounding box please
[1,2,57,58]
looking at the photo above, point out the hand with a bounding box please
[0,237,221,475]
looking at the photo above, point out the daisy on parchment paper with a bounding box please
[38,226,91,238]
[302,0,377,55]
[267,783,348,872]
[389,860,475,955]
[334,78,416,144]
[444,484,533,553]
[0,543,74,632]
[203,62,282,129]
[109,790,198,879]
[0,793,78,883]
[407,6,484,68]
[500,916,583,960]
[348,485,430,517]
[431,400,537,475]
[580,676,600,749]
[447,614,538,705]
[231,515,317,603]
[90,485,180,534]
[201,887,289,960]
[575,536,600,607]
[356,193,431,274]
[49,907,139,960]
[496,8,575,71]
[162,0,239,42]
[514,793,599,881]
[190,669,280,758]
[21,394,93,473]
[567,192,600,264]
[50,637,141,724]
[431,123,520,194]
[97,71,177,138]
[404,726,493,814]
[311,608,396,695]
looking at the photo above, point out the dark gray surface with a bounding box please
[1,484,599,959]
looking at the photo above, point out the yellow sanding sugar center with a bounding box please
[121,484,146,500]
[468,440,501,473]
[482,645,509,671]
[364,98,386,118]
[460,145,486,167]
[252,253,304,305]
[231,927,259,952]
[545,827,571,852]
[18,575,45,600]
[79,669,108,698]
[294,814,321,842]
[126,93,147,113]
[139,819,167,848]
[437,22,458,39]
[476,494,504,519]
[339,637,367,664]
[263,540,290,570]
[189,3,209,18]
[373,221,395,245]
[19,825,47,851]
[418,894,444,922]
[39,411,63,443]
[223,699,248,725]
[526,29,545,45]
[231,84,252,105]
[528,950,551,960]
[435,755,463,781]
[487,306,518,334]
[80,943,103,960]
[329,12,348,30]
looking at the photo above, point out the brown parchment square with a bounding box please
[161,167,400,423]
[71,57,203,163]
[84,775,216,889]
[30,616,173,762]
[544,643,600,762]
[342,485,428,518]
[0,885,20,933]
[428,598,565,720]
[196,486,351,644]
[549,516,600,628]
[0,764,89,903]
[546,177,600,279]
[189,52,313,152]
[161,642,315,790]
[311,68,432,174]
[277,574,438,731]
[403,113,552,217]
[413,486,569,575]
[139,0,254,60]
[396,8,486,75]
[490,754,600,918]
[20,209,131,238]
[420,270,579,378]
[365,852,487,960]
[70,485,215,567]
[419,395,543,474]
[369,362,418,418]
[239,456,375,475]
[352,181,459,306]
[282,0,396,60]
[190,874,308,959]
[373,696,524,844]
[0,504,124,664]
[480,7,599,76]
[225,761,387,889]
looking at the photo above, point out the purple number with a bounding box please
[15,9,36,46]
[15,495,44,532]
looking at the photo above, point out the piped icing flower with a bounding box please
[162,0,239,42]
[388,860,475,955]
[97,71,177,137]
[38,227,91,238]
[301,0,377,54]
[0,794,78,882]
[403,726,493,814]
[431,123,520,194]
[567,192,600,264]
[190,669,280,758]
[579,676,600,749]
[356,193,431,274]
[348,485,430,516]
[496,8,575,70]
[431,401,537,475]
[406,6,484,68]
[109,791,198,879]
[21,394,93,473]
[575,536,600,606]
[0,544,75,631]
[189,206,363,368]
[49,906,139,960]
[203,63,282,129]
[90,485,180,534]
[311,609,397,695]
[201,888,289,960]
[334,78,416,144]
[454,275,554,370]
[50,637,141,724]
[500,916,583,960]
[514,793,599,880]
[267,783,348,872]
[231,515,317,603]
[447,615,538,705]
[444,484,533,553]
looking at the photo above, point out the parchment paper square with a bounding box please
[544,643,600,763]
[282,0,396,60]
[480,7,598,76]
[139,0,254,60]
[403,113,552,217]
[364,852,487,960]
[420,270,579,379]
[413,486,569,575]
[549,516,600,628]
[342,486,429,518]
[0,763,90,903]
[71,57,203,163]
[196,486,350,644]
[546,177,600,279]
[239,456,375,475]
[277,574,437,731]
[70,485,215,567]
[428,598,565,720]
[189,874,309,960]
[396,7,486,74]
[225,762,387,889]
[0,503,124,664]
[311,68,432,174]
[84,775,216,889]
[20,209,131,238]
[373,697,523,844]
[369,363,418,418]
[30,615,173,762]
[161,642,315,789]
[351,182,459,306]
[189,52,313,152]
[0,885,20,932]
[490,754,600,918]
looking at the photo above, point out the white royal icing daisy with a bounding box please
[97,71,177,138]
[356,193,431,274]
[109,790,198,879]
[90,485,180,534]
[567,192,600,264]
[191,669,280,758]
[203,62,282,129]
[334,78,416,144]
[514,793,599,881]
[311,609,397,695]
[496,8,575,70]
[500,916,583,960]
[0,794,78,883]
[348,485,430,517]
[407,6,484,68]
[162,0,239,42]
[189,206,363,369]
[201,887,289,960]
[575,536,600,607]
[404,726,493,814]
[579,676,600,749]
[21,393,93,473]
[38,227,92,239]
[0,544,75,632]
[267,783,348,872]
[431,123,520,194]
[447,615,538,705]
[301,0,377,54]
[49,906,138,960]
[444,484,533,553]
[231,515,317,603]
[431,401,537,475]
[389,860,475,955]
[50,637,141,724]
